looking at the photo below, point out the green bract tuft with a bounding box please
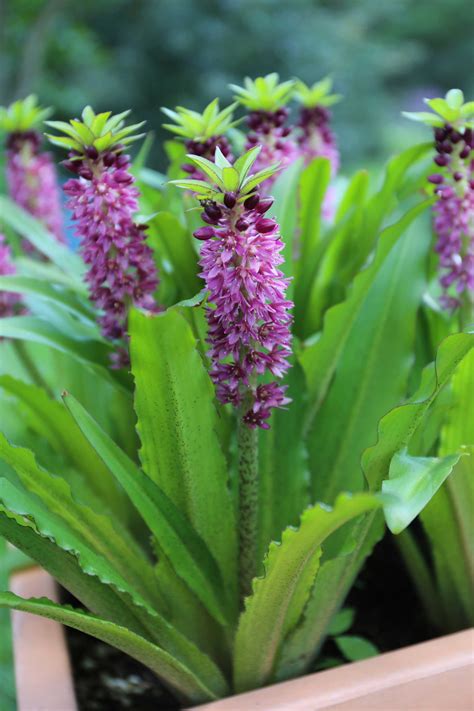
[230,73,294,111]
[45,106,146,155]
[294,77,342,108]
[169,145,280,200]
[0,95,53,133]
[162,99,239,141]
[403,88,474,129]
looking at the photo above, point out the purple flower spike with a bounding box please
[172,145,293,429]
[47,107,159,366]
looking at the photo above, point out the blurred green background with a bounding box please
[1,0,473,170]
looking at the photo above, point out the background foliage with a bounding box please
[1,0,473,169]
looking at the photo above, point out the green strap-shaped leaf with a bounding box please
[269,157,304,289]
[383,450,462,534]
[0,592,225,704]
[129,308,237,603]
[0,538,15,711]
[0,276,94,321]
[63,392,234,627]
[0,375,128,518]
[233,493,381,692]
[277,331,474,679]
[0,196,84,278]
[0,428,160,612]
[304,201,431,503]
[294,157,331,327]
[257,359,309,562]
[420,346,474,628]
[148,212,200,300]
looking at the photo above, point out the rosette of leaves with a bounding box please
[169,143,280,200]
[161,98,239,141]
[294,76,342,108]
[403,88,474,128]
[0,95,52,133]
[230,72,294,111]
[45,106,146,156]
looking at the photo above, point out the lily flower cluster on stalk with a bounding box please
[45,107,159,367]
[171,146,293,429]
[0,234,21,320]
[405,89,474,312]
[0,95,65,249]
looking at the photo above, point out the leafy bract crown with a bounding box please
[170,145,279,202]
[230,73,294,112]
[0,95,53,133]
[294,77,342,108]
[162,99,238,141]
[45,106,145,156]
[403,89,474,128]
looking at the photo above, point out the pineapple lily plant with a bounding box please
[0,84,472,706]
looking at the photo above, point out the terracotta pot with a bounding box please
[195,628,474,710]
[11,570,474,711]
[11,568,77,711]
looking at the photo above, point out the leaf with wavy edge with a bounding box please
[64,392,234,627]
[233,493,381,692]
[0,592,226,703]
[276,330,474,680]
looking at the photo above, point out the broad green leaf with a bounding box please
[257,359,309,562]
[63,392,234,627]
[0,276,94,321]
[383,450,462,534]
[129,309,237,600]
[0,593,225,704]
[0,538,15,711]
[148,212,200,300]
[0,424,158,610]
[233,493,381,692]
[0,196,84,278]
[0,375,130,521]
[363,330,474,489]
[304,203,430,504]
[269,158,304,288]
[327,607,355,635]
[335,635,378,661]
[294,158,331,327]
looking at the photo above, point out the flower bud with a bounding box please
[193,226,215,241]
[244,193,260,210]
[255,218,276,233]
[256,197,274,213]
[224,192,236,209]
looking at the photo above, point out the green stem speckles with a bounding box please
[237,410,259,605]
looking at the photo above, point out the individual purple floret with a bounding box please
[0,234,21,319]
[6,131,65,248]
[63,150,159,366]
[198,194,293,428]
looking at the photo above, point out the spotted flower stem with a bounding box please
[237,402,259,600]
[63,147,159,367]
[428,126,474,312]
[6,131,65,248]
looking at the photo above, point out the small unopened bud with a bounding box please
[224,192,236,209]
[235,218,249,231]
[201,212,218,225]
[434,154,449,167]
[428,174,444,185]
[255,218,276,233]
[256,197,274,214]
[244,193,260,210]
[204,203,222,221]
[85,145,99,160]
[453,171,464,182]
[78,166,93,180]
[459,146,471,159]
[193,226,215,241]
[62,159,81,174]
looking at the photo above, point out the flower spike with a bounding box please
[171,148,293,429]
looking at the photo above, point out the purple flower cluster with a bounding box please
[0,234,21,319]
[245,109,298,189]
[63,149,159,366]
[194,192,293,429]
[297,106,340,175]
[428,125,474,309]
[6,131,64,247]
[182,137,233,181]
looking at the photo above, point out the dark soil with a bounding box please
[63,530,437,709]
